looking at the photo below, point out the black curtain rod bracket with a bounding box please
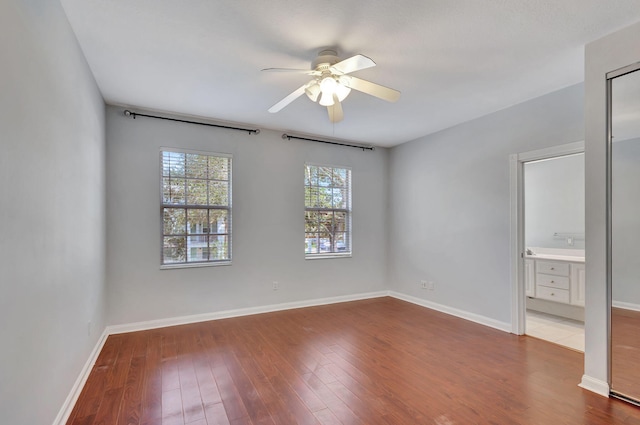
[124,110,260,135]
[282,133,375,151]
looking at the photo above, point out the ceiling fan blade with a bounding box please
[330,54,376,75]
[340,75,400,102]
[268,84,308,113]
[262,68,320,76]
[327,94,344,123]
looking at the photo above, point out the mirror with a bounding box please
[610,64,640,402]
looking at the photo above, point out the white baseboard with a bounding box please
[579,375,610,397]
[612,300,640,312]
[52,328,109,425]
[388,291,512,333]
[107,290,390,334]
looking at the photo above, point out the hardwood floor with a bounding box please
[67,297,640,425]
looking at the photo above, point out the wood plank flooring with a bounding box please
[66,297,640,424]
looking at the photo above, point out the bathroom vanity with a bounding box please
[525,249,585,307]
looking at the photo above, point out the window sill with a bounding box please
[161,261,231,270]
[305,253,352,260]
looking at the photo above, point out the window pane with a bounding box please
[305,165,318,186]
[163,208,186,235]
[332,188,347,209]
[209,181,229,206]
[317,211,334,234]
[333,168,347,187]
[305,233,318,254]
[209,235,229,260]
[209,209,228,234]
[187,235,209,261]
[335,232,348,252]
[305,211,319,233]
[334,211,347,232]
[163,152,185,178]
[186,179,208,205]
[186,154,208,179]
[209,157,230,181]
[163,236,186,263]
[163,177,186,204]
[305,186,318,208]
[162,152,172,177]
[318,167,332,187]
[187,209,209,234]
[317,187,332,208]
[318,232,332,252]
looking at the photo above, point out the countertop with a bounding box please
[525,253,585,263]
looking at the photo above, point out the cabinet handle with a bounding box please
[550,267,555,270]
[551,280,555,283]
[551,292,555,296]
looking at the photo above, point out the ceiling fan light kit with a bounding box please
[264,49,400,123]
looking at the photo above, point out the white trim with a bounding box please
[509,153,525,335]
[612,301,640,312]
[509,141,585,336]
[305,253,352,260]
[304,161,353,170]
[107,291,389,334]
[160,261,232,270]
[579,375,610,397]
[159,146,233,158]
[389,291,512,333]
[515,141,584,162]
[52,329,109,425]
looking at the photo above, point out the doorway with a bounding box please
[510,142,585,351]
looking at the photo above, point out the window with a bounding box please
[161,149,231,266]
[304,164,351,257]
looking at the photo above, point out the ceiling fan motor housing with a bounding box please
[312,49,340,71]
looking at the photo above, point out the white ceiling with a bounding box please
[59,0,640,147]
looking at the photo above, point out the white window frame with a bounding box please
[304,163,352,259]
[160,148,232,269]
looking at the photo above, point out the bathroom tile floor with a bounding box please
[526,310,585,352]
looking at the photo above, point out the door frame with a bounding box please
[509,141,585,334]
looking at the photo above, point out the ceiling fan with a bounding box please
[263,49,400,123]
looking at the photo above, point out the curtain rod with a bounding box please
[282,133,375,151]
[124,110,260,135]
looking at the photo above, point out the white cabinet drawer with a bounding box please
[536,285,570,303]
[536,261,570,276]
[536,273,570,290]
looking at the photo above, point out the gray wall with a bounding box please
[525,153,585,250]
[105,106,389,325]
[0,1,106,424]
[585,19,640,392]
[388,84,584,325]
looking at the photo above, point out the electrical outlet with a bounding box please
[428,281,435,291]
[273,281,279,290]
[420,280,428,289]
